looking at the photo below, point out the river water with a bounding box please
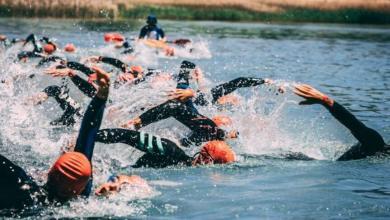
[0,19,389,218]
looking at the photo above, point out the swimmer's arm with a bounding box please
[100,56,127,73]
[95,175,148,196]
[74,67,109,160]
[294,84,384,147]
[67,61,94,76]
[70,75,97,98]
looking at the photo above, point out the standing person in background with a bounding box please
[138,14,166,41]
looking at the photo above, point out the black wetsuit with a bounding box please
[42,84,82,126]
[17,34,44,60]
[99,56,160,85]
[137,100,227,146]
[0,94,106,210]
[194,77,266,106]
[326,102,388,160]
[96,129,191,168]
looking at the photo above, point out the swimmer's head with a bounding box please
[147,14,157,26]
[177,60,196,84]
[192,141,236,166]
[129,65,143,77]
[47,152,91,200]
[43,43,56,54]
[104,33,124,43]
[212,115,233,127]
[104,33,114,42]
[64,43,76,53]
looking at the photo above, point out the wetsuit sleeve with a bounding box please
[43,85,81,126]
[158,28,165,39]
[25,34,42,53]
[70,75,97,98]
[0,154,43,209]
[326,102,385,155]
[193,92,209,106]
[74,96,107,161]
[37,56,64,66]
[210,77,265,103]
[96,129,190,161]
[138,100,179,127]
[100,57,127,73]
[139,26,148,39]
[67,61,94,76]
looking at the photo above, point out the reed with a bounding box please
[0,0,389,24]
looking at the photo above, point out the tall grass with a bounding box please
[0,0,389,24]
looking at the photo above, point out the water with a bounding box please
[0,19,389,218]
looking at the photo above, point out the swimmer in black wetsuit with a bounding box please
[170,60,272,108]
[17,34,57,61]
[121,99,238,147]
[0,67,109,210]
[294,84,389,160]
[85,55,160,85]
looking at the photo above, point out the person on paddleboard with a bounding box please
[138,14,166,41]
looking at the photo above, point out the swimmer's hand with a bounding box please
[227,130,239,139]
[26,92,49,105]
[294,84,334,107]
[0,35,7,41]
[121,117,141,129]
[217,94,240,106]
[92,66,110,100]
[168,89,195,102]
[118,73,135,82]
[84,56,101,63]
[95,175,149,196]
[45,67,75,77]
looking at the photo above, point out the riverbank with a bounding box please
[0,0,389,24]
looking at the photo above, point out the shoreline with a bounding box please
[0,2,389,24]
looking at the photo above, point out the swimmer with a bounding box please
[138,14,166,41]
[17,34,57,61]
[294,84,389,160]
[0,67,109,209]
[96,127,236,168]
[121,99,238,147]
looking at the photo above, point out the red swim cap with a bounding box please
[47,152,91,199]
[64,43,76,52]
[194,141,236,165]
[212,115,232,127]
[44,43,56,54]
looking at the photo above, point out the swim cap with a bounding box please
[47,152,91,199]
[64,43,76,52]
[112,33,125,42]
[180,60,196,70]
[200,141,236,164]
[104,33,114,42]
[44,43,56,54]
[130,65,143,74]
[147,14,157,25]
[212,115,233,127]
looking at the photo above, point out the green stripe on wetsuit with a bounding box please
[138,131,164,155]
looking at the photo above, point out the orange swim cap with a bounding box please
[112,33,125,42]
[195,141,236,165]
[64,43,76,52]
[47,152,91,199]
[104,33,114,42]
[130,66,143,74]
[44,43,56,54]
[212,115,233,127]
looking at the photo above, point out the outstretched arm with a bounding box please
[294,84,385,158]
[211,77,266,103]
[74,67,110,161]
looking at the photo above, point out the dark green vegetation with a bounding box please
[0,4,389,24]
